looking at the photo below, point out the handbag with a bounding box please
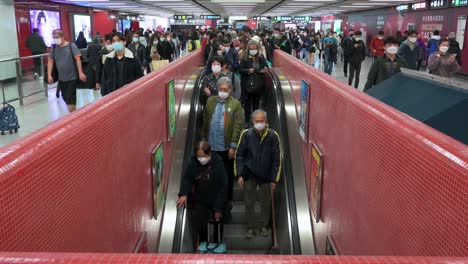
[151,59,170,71]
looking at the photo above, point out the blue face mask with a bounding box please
[153,41,159,46]
[133,37,139,43]
[112,42,125,52]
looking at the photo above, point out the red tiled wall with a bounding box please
[0,51,202,253]
[0,253,466,264]
[273,50,468,256]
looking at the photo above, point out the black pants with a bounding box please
[348,63,362,89]
[191,203,223,244]
[32,52,42,76]
[214,150,234,201]
[343,55,350,76]
[242,91,262,123]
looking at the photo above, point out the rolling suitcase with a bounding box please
[198,219,226,254]
[0,82,20,135]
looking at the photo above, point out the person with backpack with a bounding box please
[322,31,338,75]
[348,31,366,89]
[427,30,441,58]
[177,140,228,253]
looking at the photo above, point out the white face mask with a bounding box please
[439,46,449,53]
[409,37,417,43]
[218,91,229,100]
[198,156,210,165]
[217,50,223,56]
[378,36,383,39]
[354,38,361,41]
[254,122,266,131]
[53,38,62,45]
[225,47,230,53]
[106,44,113,51]
[212,65,221,73]
[249,50,258,56]
[235,47,240,51]
[386,46,398,55]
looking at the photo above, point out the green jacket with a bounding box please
[25,33,47,53]
[203,96,245,149]
[364,55,408,91]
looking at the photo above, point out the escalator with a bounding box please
[158,68,315,255]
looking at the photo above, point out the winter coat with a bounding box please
[348,39,366,65]
[341,36,354,57]
[448,39,462,65]
[427,36,441,57]
[222,49,239,72]
[364,55,408,91]
[235,127,282,184]
[398,40,422,70]
[370,37,385,57]
[87,44,102,66]
[179,153,227,211]
[428,52,461,78]
[239,55,268,95]
[128,43,146,66]
[203,96,245,150]
[75,37,88,49]
[157,41,174,61]
[100,48,143,96]
[96,47,112,84]
[25,33,47,53]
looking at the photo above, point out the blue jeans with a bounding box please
[300,48,309,64]
[324,54,333,75]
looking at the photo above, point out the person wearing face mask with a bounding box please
[239,40,268,123]
[398,30,422,70]
[157,33,175,62]
[47,29,86,113]
[204,32,218,66]
[427,40,461,78]
[447,32,462,65]
[341,30,354,77]
[364,37,408,91]
[221,37,239,72]
[188,32,201,52]
[299,31,312,65]
[100,33,143,96]
[203,77,245,209]
[371,31,385,59]
[201,57,228,100]
[127,32,146,68]
[96,34,113,90]
[322,31,339,75]
[177,140,228,253]
[235,109,282,239]
[85,37,103,90]
[279,33,292,55]
[347,31,366,89]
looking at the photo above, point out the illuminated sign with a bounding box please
[273,16,293,21]
[253,16,271,21]
[173,15,194,20]
[451,0,468,6]
[411,1,428,10]
[396,4,409,11]
[200,15,221,20]
[430,0,449,8]
[294,16,312,22]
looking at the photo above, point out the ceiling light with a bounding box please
[340,5,373,8]
[212,0,265,2]
[352,2,389,5]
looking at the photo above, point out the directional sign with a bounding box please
[273,16,292,21]
[253,16,271,21]
[174,15,194,20]
[200,15,221,20]
[294,16,312,22]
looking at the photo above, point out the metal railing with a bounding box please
[0,53,51,106]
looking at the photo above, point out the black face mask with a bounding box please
[350,34,354,37]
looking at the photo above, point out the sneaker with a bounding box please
[212,243,227,254]
[260,227,270,237]
[198,242,208,254]
[246,229,255,239]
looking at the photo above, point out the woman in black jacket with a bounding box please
[177,141,228,252]
[158,33,175,62]
[75,31,88,49]
[100,33,143,96]
[239,40,268,123]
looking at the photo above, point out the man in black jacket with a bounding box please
[203,32,218,66]
[348,31,366,89]
[341,29,354,77]
[235,110,282,239]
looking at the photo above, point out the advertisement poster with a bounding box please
[29,10,61,47]
[73,14,92,42]
[456,15,466,50]
[309,143,323,222]
[152,143,165,219]
[299,80,309,142]
[167,79,176,140]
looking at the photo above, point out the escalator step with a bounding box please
[223,224,272,251]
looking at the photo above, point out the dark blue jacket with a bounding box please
[398,40,422,70]
[235,127,282,183]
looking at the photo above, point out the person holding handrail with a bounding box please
[25,28,47,78]
[235,109,282,239]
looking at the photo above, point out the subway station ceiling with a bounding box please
[52,0,423,17]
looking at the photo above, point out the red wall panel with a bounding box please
[0,51,202,253]
[93,11,118,37]
[274,50,468,256]
[340,6,468,74]
[0,253,466,264]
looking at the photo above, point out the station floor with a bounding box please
[0,58,371,148]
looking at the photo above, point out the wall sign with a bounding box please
[167,79,176,140]
[152,143,165,219]
[456,15,466,50]
[430,0,449,8]
[299,80,310,142]
[200,15,221,20]
[273,16,293,22]
[174,15,194,20]
[396,4,409,11]
[253,16,271,21]
[411,1,428,10]
[451,0,468,6]
[309,143,324,223]
[294,16,311,22]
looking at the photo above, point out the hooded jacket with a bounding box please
[235,127,282,184]
[101,48,143,96]
[398,40,422,70]
[427,35,441,57]
[178,153,227,211]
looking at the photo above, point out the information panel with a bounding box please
[396,4,409,11]
[430,0,449,8]
[412,1,428,10]
[451,0,468,6]
[173,15,194,20]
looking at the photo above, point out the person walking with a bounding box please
[370,31,385,59]
[96,34,113,90]
[364,37,408,91]
[398,30,421,70]
[341,29,354,77]
[25,28,47,78]
[235,109,282,239]
[75,31,88,49]
[47,29,87,112]
[177,141,228,253]
[322,31,338,75]
[427,39,461,78]
[203,76,245,208]
[348,31,366,89]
